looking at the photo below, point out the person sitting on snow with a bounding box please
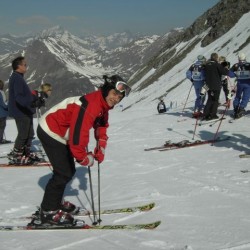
[157,99,167,113]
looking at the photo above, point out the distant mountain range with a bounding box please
[0,25,171,108]
[0,0,249,110]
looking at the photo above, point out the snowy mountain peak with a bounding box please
[38,25,68,38]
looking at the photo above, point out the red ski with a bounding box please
[0,162,52,168]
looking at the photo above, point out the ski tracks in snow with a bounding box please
[216,241,250,250]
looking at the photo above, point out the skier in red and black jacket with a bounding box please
[36,75,131,226]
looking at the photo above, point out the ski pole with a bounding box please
[192,115,200,140]
[192,95,204,140]
[97,161,102,224]
[212,105,229,145]
[94,140,102,224]
[88,165,97,225]
[181,83,193,113]
[86,145,97,225]
[36,108,46,156]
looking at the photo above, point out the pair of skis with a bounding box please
[0,202,161,231]
[144,137,230,152]
[0,221,161,231]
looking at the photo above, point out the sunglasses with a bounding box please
[115,81,131,97]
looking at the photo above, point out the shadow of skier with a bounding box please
[38,166,89,196]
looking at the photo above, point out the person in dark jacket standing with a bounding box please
[219,56,231,107]
[8,56,36,165]
[202,53,229,120]
[33,75,131,226]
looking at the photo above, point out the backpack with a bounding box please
[191,63,205,81]
[234,63,250,80]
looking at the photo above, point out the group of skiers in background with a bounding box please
[157,52,250,122]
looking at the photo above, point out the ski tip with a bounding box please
[90,220,161,230]
[241,170,249,173]
[145,220,161,229]
[239,154,250,159]
[139,202,155,211]
[150,220,161,228]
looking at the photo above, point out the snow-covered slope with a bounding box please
[122,12,250,111]
[0,13,250,247]
[0,92,250,250]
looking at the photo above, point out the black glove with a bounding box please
[32,97,45,108]
[32,91,47,108]
[221,61,230,69]
[38,91,48,99]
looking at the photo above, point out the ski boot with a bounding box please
[8,148,34,165]
[40,209,75,225]
[61,200,90,216]
[28,208,86,228]
[233,106,239,119]
[24,146,42,162]
[235,107,245,119]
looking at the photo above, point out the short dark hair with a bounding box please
[12,56,25,71]
[210,53,218,61]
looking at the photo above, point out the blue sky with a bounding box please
[0,0,219,37]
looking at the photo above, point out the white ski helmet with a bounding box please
[238,52,246,61]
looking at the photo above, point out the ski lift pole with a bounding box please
[181,83,193,113]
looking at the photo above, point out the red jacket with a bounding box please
[39,90,111,162]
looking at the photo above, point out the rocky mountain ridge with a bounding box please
[0,0,249,109]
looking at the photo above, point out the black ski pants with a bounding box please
[203,89,221,118]
[14,115,34,150]
[37,125,76,211]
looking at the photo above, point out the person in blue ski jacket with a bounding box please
[228,52,250,119]
[0,80,10,144]
[186,55,206,118]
